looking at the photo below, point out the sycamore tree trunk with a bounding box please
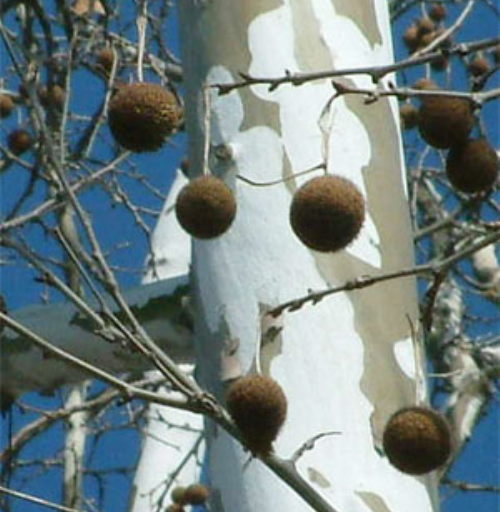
[176,1,438,511]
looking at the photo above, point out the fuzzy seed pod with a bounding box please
[429,3,447,22]
[165,505,184,512]
[400,103,419,130]
[97,47,115,72]
[290,175,365,252]
[430,54,449,72]
[468,55,490,77]
[383,406,452,474]
[403,25,420,53]
[0,95,14,118]
[175,175,236,239]
[7,129,33,155]
[418,96,474,149]
[40,85,66,110]
[446,138,498,194]
[413,78,438,91]
[170,487,186,504]
[108,82,182,152]
[226,374,287,456]
[184,484,210,505]
[417,17,435,37]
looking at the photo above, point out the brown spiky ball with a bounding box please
[0,95,14,118]
[175,175,236,239]
[413,78,438,91]
[417,17,435,37]
[383,406,452,475]
[290,175,365,252]
[170,486,186,505]
[184,484,210,505]
[468,56,490,77]
[165,505,184,512]
[418,96,474,149]
[226,374,287,456]
[7,129,33,155]
[400,103,419,130]
[446,138,498,194]
[429,3,447,22]
[108,82,182,152]
[97,47,115,72]
[40,85,66,110]
[403,25,419,53]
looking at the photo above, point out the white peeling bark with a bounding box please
[179,2,436,511]
[130,170,204,512]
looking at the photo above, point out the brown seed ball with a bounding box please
[165,505,184,512]
[430,54,449,72]
[108,82,182,152]
[290,175,365,252]
[417,17,435,37]
[184,484,210,505]
[175,175,236,239]
[413,78,438,91]
[0,95,15,118]
[170,486,187,505]
[97,47,115,72]
[400,103,419,130]
[446,138,498,194]
[226,374,287,456]
[7,129,33,155]
[418,96,474,149]
[403,25,420,53]
[40,85,66,110]
[429,3,447,22]
[468,56,490,77]
[383,406,452,475]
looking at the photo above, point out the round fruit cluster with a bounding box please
[175,171,366,254]
[383,406,452,474]
[107,82,182,152]
[166,483,210,511]
[400,77,498,195]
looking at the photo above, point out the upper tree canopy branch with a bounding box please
[212,37,499,94]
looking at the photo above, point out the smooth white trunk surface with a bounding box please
[179,1,436,511]
[130,170,204,512]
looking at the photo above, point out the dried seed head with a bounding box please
[170,487,186,505]
[290,175,365,252]
[40,85,66,110]
[418,96,474,149]
[183,484,210,505]
[7,129,33,155]
[0,95,15,118]
[108,82,182,152]
[175,175,236,239]
[468,55,490,77]
[403,25,420,53]
[165,505,184,512]
[383,406,452,474]
[413,78,438,91]
[429,3,447,22]
[400,103,419,130]
[430,54,449,71]
[97,47,115,72]
[417,17,435,36]
[446,138,498,194]
[226,374,287,456]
